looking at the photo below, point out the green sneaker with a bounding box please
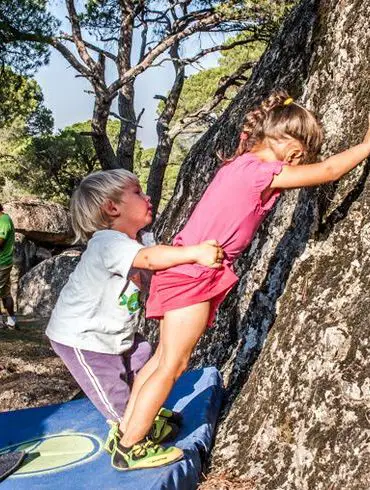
[149,415,179,444]
[104,420,122,454]
[104,408,182,454]
[111,439,183,471]
[157,407,183,427]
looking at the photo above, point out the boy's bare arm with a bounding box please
[132,240,223,271]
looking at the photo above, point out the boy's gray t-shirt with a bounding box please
[46,229,144,354]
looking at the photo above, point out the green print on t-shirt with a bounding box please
[118,290,140,314]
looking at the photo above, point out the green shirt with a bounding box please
[0,213,15,267]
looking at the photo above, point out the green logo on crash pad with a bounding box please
[1,433,102,477]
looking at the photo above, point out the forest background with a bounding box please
[0,0,294,217]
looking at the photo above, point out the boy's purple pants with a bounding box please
[50,333,152,421]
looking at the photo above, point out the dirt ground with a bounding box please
[198,474,256,490]
[0,315,80,412]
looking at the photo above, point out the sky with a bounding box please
[35,49,177,148]
[34,2,221,148]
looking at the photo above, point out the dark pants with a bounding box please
[50,334,152,421]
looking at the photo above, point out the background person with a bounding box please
[0,203,16,329]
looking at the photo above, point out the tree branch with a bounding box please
[145,33,263,70]
[109,112,143,128]
[133,0,146,17]
[169,59,256,138]
[1,20,92,79]
[65,0,96,72]
[100,36,119,42]
[52,38,93,79]
[172,8,215,32]
[63,34,117,62]
[139,14,148,63]
[147,39,185,216]
[137,107,145,125]
[117,0,135,77]
[107,9,224,98]
[179,35,262,65]
[154,95,168,102]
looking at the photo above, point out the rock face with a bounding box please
[13,233,53,276]
[2,199,77,313]
[17,249,81,317]
[154,0,370,487]
[4,199,74,245]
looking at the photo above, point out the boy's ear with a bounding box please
[102,199,120,217]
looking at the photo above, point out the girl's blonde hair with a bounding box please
[70,169,139,243]
[225,90,323,163]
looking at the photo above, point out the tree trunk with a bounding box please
[150,0,370,487]
[146,43,185,218]
[146,131,175,218]
[116,81,137,172]
[91,97,119,170]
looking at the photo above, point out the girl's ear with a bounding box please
[101,199,120,217]
[286,148,304,166]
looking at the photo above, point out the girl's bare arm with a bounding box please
[271,117,370,189]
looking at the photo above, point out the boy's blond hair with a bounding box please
[70,169,139,243]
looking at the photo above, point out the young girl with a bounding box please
[112,91,370,471]
[45,169,223,459]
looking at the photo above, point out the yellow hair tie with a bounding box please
[283,97,294,106]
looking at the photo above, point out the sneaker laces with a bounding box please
[132,439,160,457]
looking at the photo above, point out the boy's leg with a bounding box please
[125,332,153,386]
[120,333,162,433]
[121,301,210,448]
[50,340,131,421]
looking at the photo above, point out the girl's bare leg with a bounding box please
[120,301,210,447]
[119,330,163,433]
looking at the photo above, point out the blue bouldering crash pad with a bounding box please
[0,367,223,489]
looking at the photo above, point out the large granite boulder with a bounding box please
[17,249,81,317]
[4,199,74,245]
[154,0,370,487]
[12,233,41,301]
[11,233,53,304]
[13,233,53,276]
